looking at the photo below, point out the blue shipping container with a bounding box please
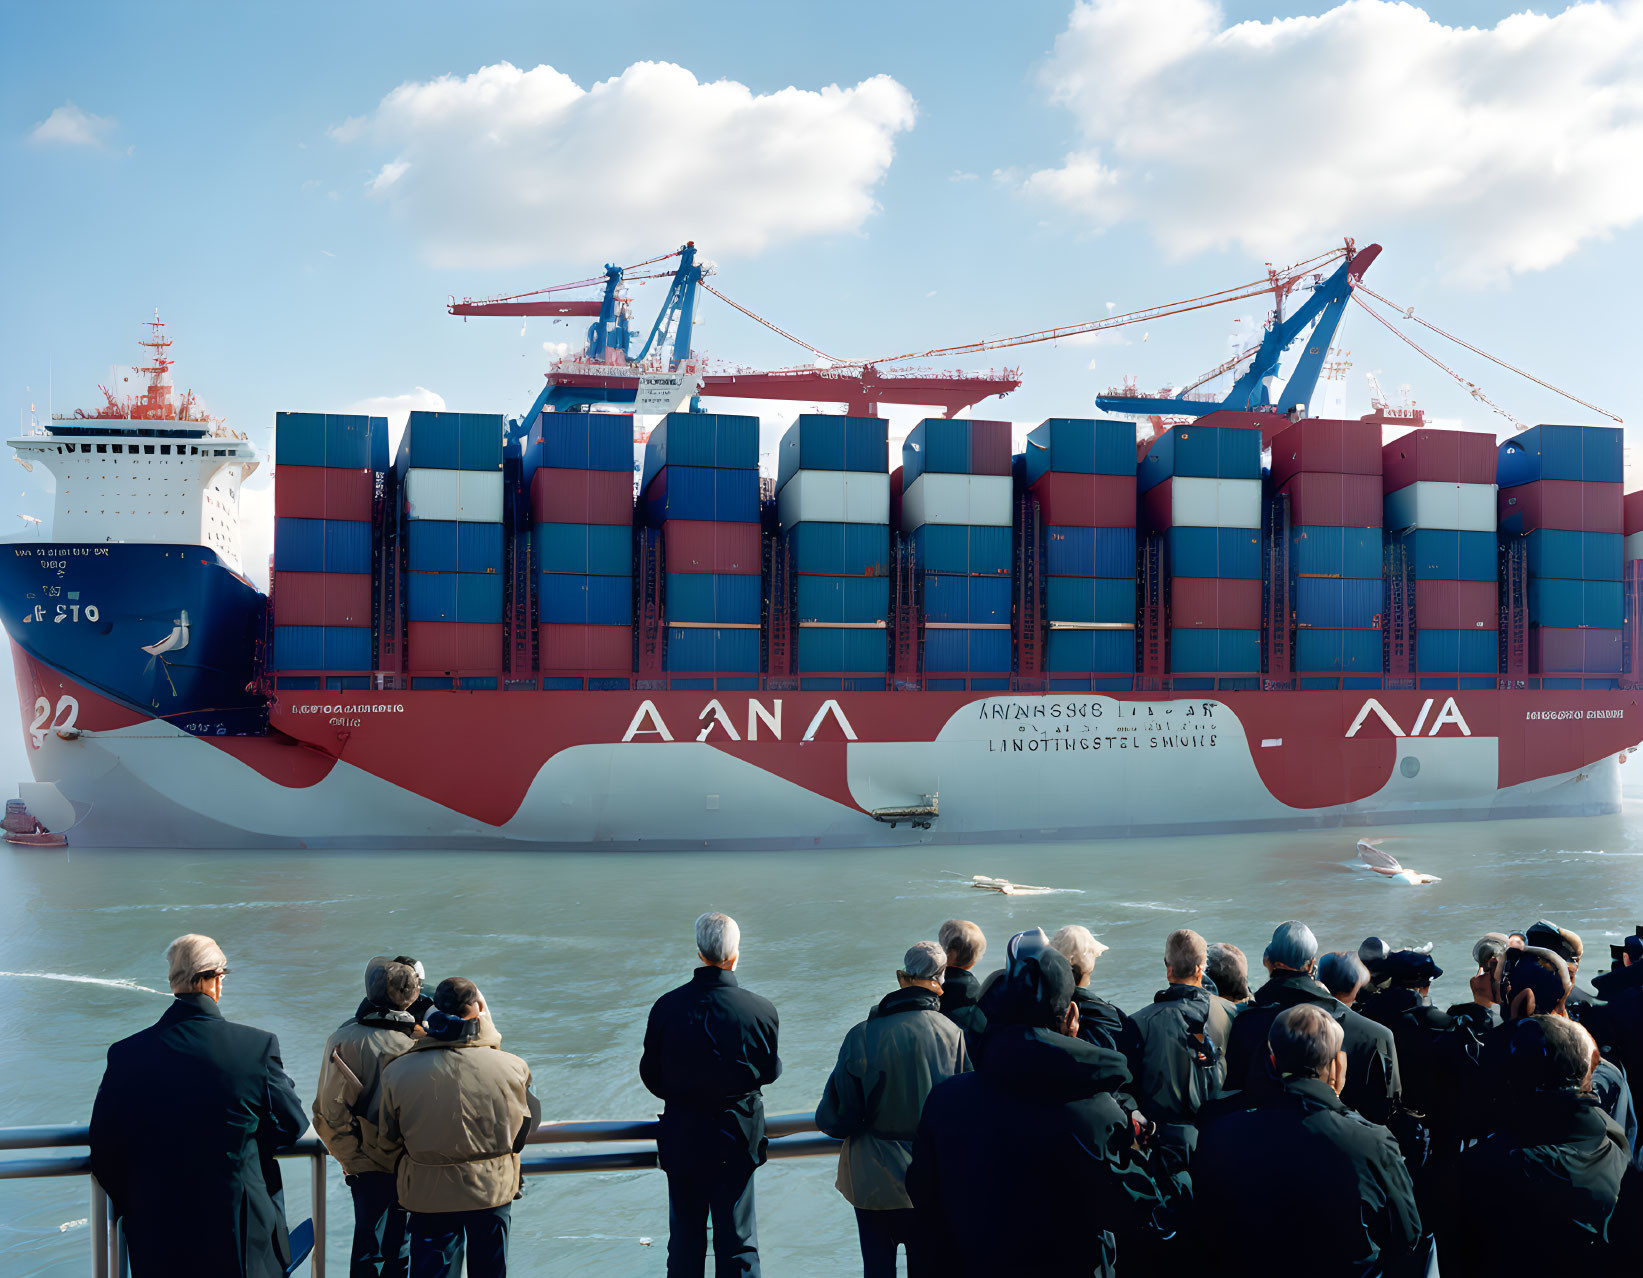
[538,574,633,625]
[923,626,1011,673]
[407,520,505,574]
[1169,628,1260,673]
[1416,629,1499,673]
[1045,628,1136,673]
[644,465,759,524]
[789,523,891,577]
[271,625,372,671]
[901,419,973,485]
[910,524,1012,576]
[534,523,631,577]
[1528,578,1623,629]
[1291,527,1383,579]
[274,517,372,575]
[408,571,506,623]
[777,415,888,487]
[800,677,888,691]
[1023,418,1137,486]
[1138,424,1262,493]
[1524,530,1622,581]
[1395,529,1496,581]
[666,626,761,672]
[642,413,759,488]
[1166,527,1263,580]
[399,411,505,472]
[1045,526,1135,578]
[666,572,761,624]
[1294,628,1383,673]
[796,575,889,623]
[1046,577,1135,625]
[1293,577,1383,629]
[275,412,386,471]
[1497,423,1623,488]
[921,573,1011,624]
[795,626,889,672]
[525,412,633,475]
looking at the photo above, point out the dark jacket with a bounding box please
[815,986,969,1210]
[640,966,781,1175]
[90,994,307,1278]
[1192,1075,1422,1277]
[1358,987,1462,1134]
[906,1025,1168,1277]
[1124,983,1224,1130]
[1594,960,1643,1115]
[1440,1089,1629,1273]
[1225,970,1402,1123]
[938,967,987,1058]
[1073,985,1131,1054]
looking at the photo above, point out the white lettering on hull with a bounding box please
[1345,697,1472,739]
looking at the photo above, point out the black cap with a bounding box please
[1358,936,1392,974]
[1525,920,1582,964]
[987,947,1077,1030]
[1383,949,1443,985]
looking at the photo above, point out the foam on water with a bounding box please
[0,970,164,995]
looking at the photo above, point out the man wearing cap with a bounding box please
[907,938,1174,1276]
[816,941,969,1277]
[1526,919,1601,1024]
[641,912,781,1278]
[313,957,422,1278]
[90,933,307,1278]
[1224,921,1401,1124]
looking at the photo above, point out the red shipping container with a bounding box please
[274,465,374,521]
[1033,472,1136,527]
[1498,480,1622,535]
[1530,626,1623,674]
[1381,428,1497,493]
[1169,577,1262,629]
[539,623,631,672]
[1415,579,1499,631]
[1625,490,1643,536]
[664,520,762,573]
[1268,419,1383,487]
[406,621,504,672]
[530,467,633,526]
[272,572,373,627]
[1280,473,1383,527]
[967,419,1014,476]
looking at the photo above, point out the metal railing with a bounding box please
[0,1114,834,1276]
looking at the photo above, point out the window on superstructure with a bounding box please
[96,444,106,453]
[80,444,90,453]
[113,444,123,453]
[160,445,171,455]
[144,445,155,455]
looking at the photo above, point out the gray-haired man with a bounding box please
[817,942,969,1277]
[641,912,781,1277]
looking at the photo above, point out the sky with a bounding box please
[1,0,1641,774]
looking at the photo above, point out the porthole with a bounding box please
[1400,757,1420,778]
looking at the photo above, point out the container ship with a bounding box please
[5,247,1641,848]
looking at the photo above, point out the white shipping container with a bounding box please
[901,473,1013,529]
[1165,477,1262,529]
[404,467,504,523]
[1625,531,1643,562]
[777,470,890,527]
[1383,481,1496,532]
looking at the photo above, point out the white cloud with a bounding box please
[348,386,447,453]
[332,60,917,268]
[27,102,116,148]
[1026,0,1643,284]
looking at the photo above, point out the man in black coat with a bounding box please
[1224,920,1401,1123]
[640,912,781,1278]
[1123,927,1223,1154]
[90,933,307,1278]
[936,919,987,1058]
[906,942,1173,1277]
[1193,1003,1422,1277]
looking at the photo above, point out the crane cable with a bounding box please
[453,251,685,308]
[697,281,849,366]
[1350,293,1526,431]
[1352,283,1622,424]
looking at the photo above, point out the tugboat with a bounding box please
[2,797,67,847]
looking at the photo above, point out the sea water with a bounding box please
[3,784,1642,1274]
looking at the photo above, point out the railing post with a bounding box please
[89,1176,108,1278]
[310,1149,326,1278]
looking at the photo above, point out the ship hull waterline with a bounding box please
[13,644,1642,850]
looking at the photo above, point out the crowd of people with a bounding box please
[83,911,1643,1277]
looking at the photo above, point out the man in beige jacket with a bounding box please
[312,957,421,1278]
[369,977,540,1278]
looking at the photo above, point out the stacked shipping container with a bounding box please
[777,415,891,690]
[1024,418,1137,689]
[399,411,506,688]
[1271,419,1385,688]
[1140,422,1263,688]
[525,412,634,688]
[1498,424,1624,686]
[641,413,762,684]
[270,412,387,689]
[903,419,1014,688]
